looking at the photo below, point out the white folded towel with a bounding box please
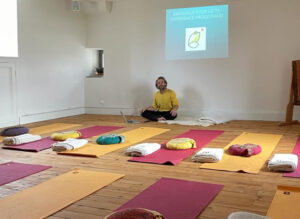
[125,143,161,157]
[268,154,298,172]
[192,148,224,163]
[52,138,88,152]
[3,134,42,145]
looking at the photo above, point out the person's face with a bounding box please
[156,79,167,91]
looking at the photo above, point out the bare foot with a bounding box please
[158,117,166,121]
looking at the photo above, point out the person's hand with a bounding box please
[170,109,177,116]
[141,107,147,113]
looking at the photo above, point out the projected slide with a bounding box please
[166,5,228,60]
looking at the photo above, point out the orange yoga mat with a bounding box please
[201,132,282,173]
[59,127,170,157]
[0,169,124,219]
[267,185,300,219]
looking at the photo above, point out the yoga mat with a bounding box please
[283,136,300,178]
[0,169,124,219]
[59,127,169,157]
[3,126,123,152]
[267,185,300,219]
[130,129,224,165]
[201,132,282,174]
[0,162,51,186]
[0,123,79,142]
[116,177,223,219]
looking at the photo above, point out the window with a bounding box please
[0,0,18,57]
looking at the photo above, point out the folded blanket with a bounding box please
[268,154,298,172]
[125,143,161,157]
[52,138,88,152]
[51,131,81,141]
[3,134,42,145]
[192,148,224,163]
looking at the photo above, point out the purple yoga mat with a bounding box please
[0,162,51,186]
[130,129,224,165]
[284,136,300,178]
[116,177,223,219]
[2,125,123,152]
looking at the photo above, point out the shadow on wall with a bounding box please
[131,83,153,115]
[179,86,203,118]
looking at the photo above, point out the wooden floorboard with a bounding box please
[1,114,300,219]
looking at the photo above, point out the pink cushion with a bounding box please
[228,143,262,157]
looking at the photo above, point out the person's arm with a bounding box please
[141,106,156,113]
[170,105,179,116]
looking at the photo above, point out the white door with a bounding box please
[0,63,18,128]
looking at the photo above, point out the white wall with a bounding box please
[85,0,300,121]
[13,0,91,124]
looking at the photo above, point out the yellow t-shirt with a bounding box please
[152,89,179,111]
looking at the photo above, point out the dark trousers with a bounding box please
[141,110,177,121]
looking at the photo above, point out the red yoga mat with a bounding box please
[2,126,123,152]
[0,162,51,186]
[116,177,223,219]
[284,136,300,178]
[129,129,224,165]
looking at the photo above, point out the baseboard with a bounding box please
[85,107,139,115]
[20,107,85,125]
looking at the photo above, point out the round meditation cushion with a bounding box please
[51,131,81,141]
[166,138,196,150]
[228,143,262,157]
[1,126,29,136]
[104,208,164,219]
[96,134,125,145]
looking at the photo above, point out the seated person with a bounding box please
[141,76,179,121]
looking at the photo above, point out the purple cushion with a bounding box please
[1,126,29,136]
[228,143,262,157]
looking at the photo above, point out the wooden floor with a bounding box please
[1,114,300,219]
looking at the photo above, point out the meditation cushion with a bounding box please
[166,138,196,150]
[104,208,164,219]
[228,143,261,157]
[51,131,81,141]
[1,126,29,136]
[96,134,125,145]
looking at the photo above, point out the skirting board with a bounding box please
[20,107,85,125]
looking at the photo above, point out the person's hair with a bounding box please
[155,76,167,89]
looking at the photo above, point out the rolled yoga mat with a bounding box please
[115,177,223,219]
[59,127,170,157]
[283,136,300,178]
[267,185,300,219]
[200,132,282,174]
[2,126,123,152]
[0,169,125,219]
[0,161,51,186]
[129,129,224,165]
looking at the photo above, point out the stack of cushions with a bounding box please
[104,208,164,219]
[228,143,261,157]
[166,138,196,150]
[268,154,298,172]
[3,134,42,145]
[125,143,161,156]
[96,134,125,145]
[52,138,88,152]
[192,148,224,163]
[51,131,81,141]
[1,126,29,136]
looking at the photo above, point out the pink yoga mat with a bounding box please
[284,136,300,178]
[130,129,224,165]
[116,177,223,219]
[0,162,51,186]
[2,126,123,152]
